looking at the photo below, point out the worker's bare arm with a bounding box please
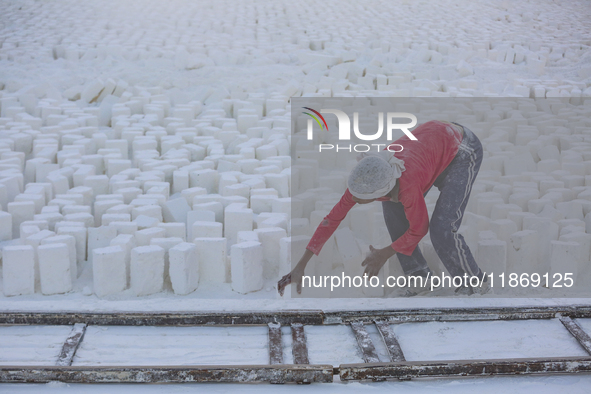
[277,248,314,296]
[362,245,397,277]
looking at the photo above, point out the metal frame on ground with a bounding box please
[1,306,591,384]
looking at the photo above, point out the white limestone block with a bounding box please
[2,245,35,296]
[523,217,559,273]
[64,212,95,228]
[169,242,199,295]
[477,240,507,277]
[269,197,291,221]
[290,218,310,237]
[102,213,131,226]
[540,204,565,222]
[135,227,166,246]
[186,210,214,235]
[150,237,183,280]
[157,222,186,240]
[173,170,189,194]
[558,219,586,234]
[15,193,45,214]
[92,245,126,297]
[107,159,132,178]
[560,232,591,264]
[255,145,277,160]
[279,235,311,278]
[81,79,104,103]
[507,230,538,274]
[20,225,40,240]
[350,205,377,245]
[94,199,121,226]
[193,202,224,223]
[222,183,250,199]
[131,205,163,222]
[193,237,227,283]
[117,187,142,204]
[224,204,253,247]
[557,201,585,220]
[110,233,136,286]
[134,215,159,230]
[162,197,190,223]
[106,221,136,237]
[190,169,218,193]
[8,201,35,239]
[41,235,77,282]
[130,245,165,296]
[254,227,287,280]
[250,195,277,214]
[57,226,87,264]
[181,187,207,206]
[550,241,580,281]
[32,212,63,231]
[264,173,289,198]
[259,216,288,232]
[191,221,223,239]
[38,243,72,295]
[84,175,109,197]
[237,231,260,244]
[0,211,12,241]
[456,60,474,77]
[334,227,363,274]
[490,204,522,221]
[87,226,118,263]
[507,212,536,232]
[231,241,264,294]
[25,229,56,253]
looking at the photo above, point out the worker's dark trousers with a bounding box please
[382,125,484,279]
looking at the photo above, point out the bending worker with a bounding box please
[278,120,486,296]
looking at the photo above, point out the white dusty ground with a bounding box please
[1,0,591,391]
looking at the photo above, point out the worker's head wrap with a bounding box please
[347,151,405,200]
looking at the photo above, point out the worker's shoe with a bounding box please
[454,284,474,296]
[454,275,490,296]
[388,283,420,297]
[388,271,432,297]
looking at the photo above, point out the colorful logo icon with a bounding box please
[302,107,328,131]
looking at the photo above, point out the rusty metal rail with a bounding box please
[1,305,591,384]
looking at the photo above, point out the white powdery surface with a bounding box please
[74,325,269,366]
[1,0,590,100]
[0,325,72,366]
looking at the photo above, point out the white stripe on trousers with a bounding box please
[452,139,478,276]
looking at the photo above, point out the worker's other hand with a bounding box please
[277,266,305,296]
[361,245,396,277]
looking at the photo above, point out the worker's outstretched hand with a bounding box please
[362,245,397,277]
[277,266,305,296]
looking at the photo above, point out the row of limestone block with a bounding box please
[0,182,309,293]
[455,208,591,282]
[2,221,294,297]
[91,225,298,297]
[0,91,294,228]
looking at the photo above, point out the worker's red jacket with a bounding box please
[306,120,464,256]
